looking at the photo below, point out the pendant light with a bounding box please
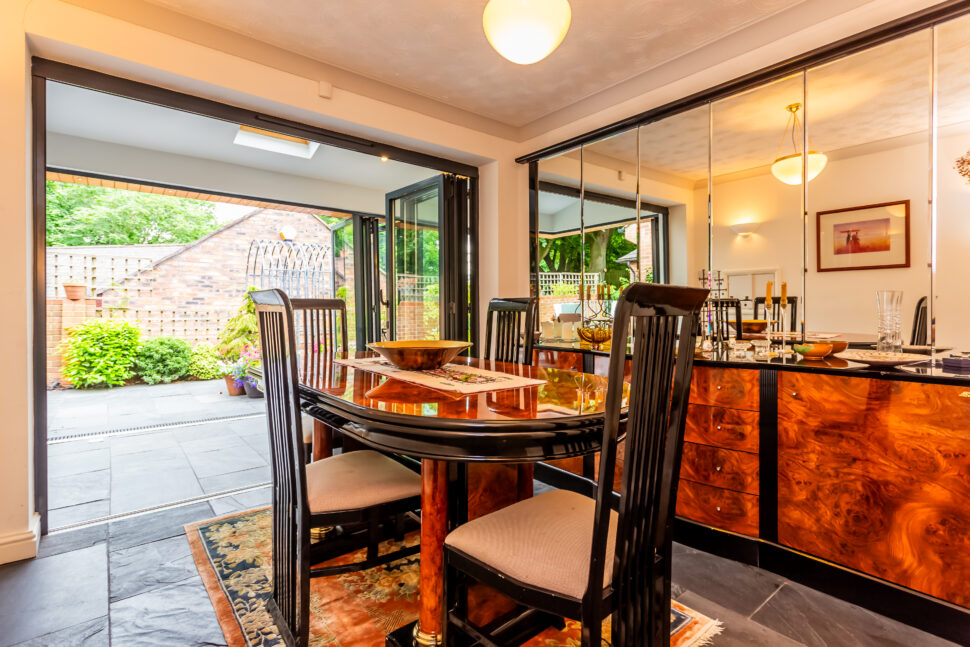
[770,103,827,185]
[482,0,572,65]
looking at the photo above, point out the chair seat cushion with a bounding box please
[444,489,617,601]
[306,450,420,514]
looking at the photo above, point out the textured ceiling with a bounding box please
[139,0,812,128]
[567,25,970,182]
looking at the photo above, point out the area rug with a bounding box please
[186,508,721,647]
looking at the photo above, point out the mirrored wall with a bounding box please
[530,13,970,351]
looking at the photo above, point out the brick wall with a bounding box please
[100,209,333,311]
[397,301,438,340]
[47,297,100,385]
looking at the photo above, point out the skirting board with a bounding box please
[0,513,41,564]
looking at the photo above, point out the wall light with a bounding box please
[483,0,571,65]
[730,222,761,237]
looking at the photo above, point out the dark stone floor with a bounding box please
[0,490,958,647]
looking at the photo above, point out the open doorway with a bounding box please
[36,70,477,533]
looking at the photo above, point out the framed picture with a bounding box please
[816,200,910,272]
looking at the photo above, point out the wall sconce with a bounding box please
[730,222,760,237]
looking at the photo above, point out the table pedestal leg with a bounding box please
[312,420,333,461]
[415,459,447,646]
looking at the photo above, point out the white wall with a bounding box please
[48,133,388,214]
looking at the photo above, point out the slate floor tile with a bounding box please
[198,465,271,494]
[676,591,804,647]
[109,576,226,647]
[10,615,108,647]
[108,432,179,457]
[48,468,110,509]
[751,580,961,647]
[48,499,110,529]
[110,467,204,514]
[108,502,214,551]
[185,444,266,479]
[48,447,109,478]
[109,535,198,602]
[36,525,107,559]
[671,543,785,618]
[207,485,272,516]
[0,544,107,647]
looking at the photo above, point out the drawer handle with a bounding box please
[716,386,722,390]
[716,506,722,512]
[716,425,722,430]
[791,392,798,398]
[715,466,722,472]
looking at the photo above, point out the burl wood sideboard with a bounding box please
[532,344,970,645]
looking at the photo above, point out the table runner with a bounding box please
[335,357,546,395]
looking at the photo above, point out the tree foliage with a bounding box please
[46,181,219,246]
[218,288,259,360]
[537,227,637,289]
[61,319,141,388]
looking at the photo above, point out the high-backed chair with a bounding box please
[911,296,928,346]
[753,296,798,333]
[443,283,708,647]
[707,297,742,342]
[252,289,421,647]
[291,298,348,461]
[484,297,537,365]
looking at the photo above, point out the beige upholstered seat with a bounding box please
[444,489,618,600]
[305,450,420,514]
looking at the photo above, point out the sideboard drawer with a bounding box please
[689,366,760,411]
[676,479,759,537]
[679,442,759,495]
[685,404,760,453]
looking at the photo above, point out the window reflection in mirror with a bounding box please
[711,73,805,334]
[805,30,930,345]
[935,15,970,350]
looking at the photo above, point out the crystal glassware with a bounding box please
[875,290,903,352]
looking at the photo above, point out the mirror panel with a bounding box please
[638,104,711,288]
[711,73,805,331]
[804,30,931,343]
[581,129,639,319]
[935,14,970,349]
[536,147,583,326]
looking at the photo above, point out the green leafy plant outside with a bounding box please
[189,343,225,380]
[135,336,192,385]
[218,287,259,360]
[61,319,141,388]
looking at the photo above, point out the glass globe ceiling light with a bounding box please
[770,103,827,185]
[483,0,572,65]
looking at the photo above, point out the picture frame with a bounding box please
[816,200,910,272]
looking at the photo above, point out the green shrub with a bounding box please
[218,287,259,360]
[61,319,141,388]
[135,336,192,385]
[189,343,225,380]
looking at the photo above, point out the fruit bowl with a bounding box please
[367,340,471,370]
[578,323,613,347]
[793,342,834,360]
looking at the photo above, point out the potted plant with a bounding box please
[238,345,263,399]
[62,280,87,301]
[222,360,245,396]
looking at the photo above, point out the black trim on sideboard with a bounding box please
[758,369,779,543]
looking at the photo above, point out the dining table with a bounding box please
[297,351,624,647]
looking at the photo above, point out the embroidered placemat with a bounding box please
[335,357,546,394]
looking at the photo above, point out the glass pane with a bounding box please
[806,30,930,342]
[712,73,804,332]
[935,15,970,349]
[536,148,583,327]
[639,104,711,287]
[391,181,440,340]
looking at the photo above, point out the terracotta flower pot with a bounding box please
[224,374,244,396]
[62,282,87,301]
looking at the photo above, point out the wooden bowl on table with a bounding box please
[367,340,471,371]
[793,342,834,360]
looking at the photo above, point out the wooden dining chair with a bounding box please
[753,296,798,333]
[443,282,709,647]
[251,289,421,647]
[911,296,928,346]
[291,298,349,461]
[707,297,741,342]
[484,297,537,365]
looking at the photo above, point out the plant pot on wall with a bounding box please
[62,282,87,301]
[243,379,264,399]
[224,374,244,396]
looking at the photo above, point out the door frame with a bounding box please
[30,59,480,534]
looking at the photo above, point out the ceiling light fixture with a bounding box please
[770,103,827,185]
[482,0,571,65]
[233,125,320,159]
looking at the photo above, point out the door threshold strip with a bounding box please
[47,412,265,444]
[47,482,271,534]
